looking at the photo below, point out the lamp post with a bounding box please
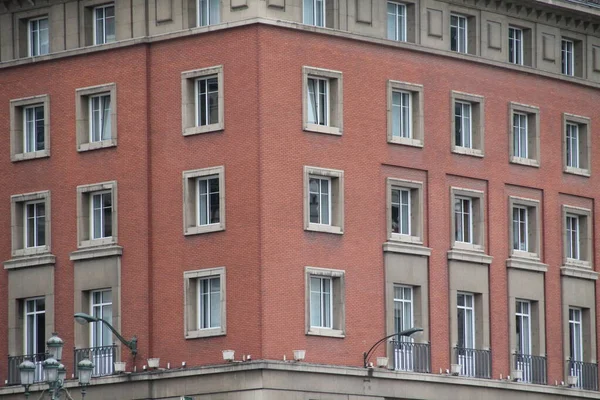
[363,327,423,368]
[17,332,94,399]
[74,313,137,356]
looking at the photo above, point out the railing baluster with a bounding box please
[567,359,598,391]
[391,341,430,373]
[453,347,491,379]
[73,344,117,378]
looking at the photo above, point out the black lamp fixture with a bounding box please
[363,327,423,368]
[74,312,138,356]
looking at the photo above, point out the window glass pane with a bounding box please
[105,7,115,42]
[103,203,112,237]
[309,178,320,224]
[465,308,474,348]
[318,80,327,125]
[209,0,220,24]
[387,7,396,40]
[199,180,208,225]
[322,278,331,327]
[303,0,314,25]
[307,79,317,124]
[102,96,111,140]
[95,8,104,44]
[310,277,321,326]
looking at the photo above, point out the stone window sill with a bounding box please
[11,149,50,162]
[186,328,226,339]
[510,156,539,168]
[307,328,345,338]
[388,137,423,148]
[306,223,343,235]
[4,253,56,270]
[183,123,224,136]
[78,138,117,152]
[564,166,590,177]
[383,241,431,257]
[447,249,493,264]
[452,146,484,158]
[304,124,342,136]
[185,223,225,236]
[506,257,548,273]
[70,244,123,261]
[561,266,598,280]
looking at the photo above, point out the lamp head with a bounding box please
[77,358,94,386]
[398,327,423,337]
[18,360,36,386]
[47,332,64,361]
[74,312,98,325]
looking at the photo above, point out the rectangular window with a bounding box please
[513,112,528,159]
[508,27,523,65]
[310,276,332,328]
[394,285,413,335]
[195,76,219,128]
[392,91,411,139]
[303,0,325,27]
[562,39,574,76]
[28,17,49,57]
[91,290,112,347]
[566,214,580,260]
[454,197,472,243]
[450,14,468,53]
[457,293,475,349]
[391,188,411,236]
[197,0,220,27]
[566,123,579,169]
[23,105,45,154]
[197,176,220,226]
[198,276,221,329]
[309,176,331,225]
[91,191,112,240]
[25,201,46,249]
[307,77,329,127]
[454,101,472,148]
[24,297,45,355]
[569,307,583,362]
[512,206,528,252]
[387,2,407,42]
[90,94,112,142]
[94,4,115,45]
[516,300,531,355]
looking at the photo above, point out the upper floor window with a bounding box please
[566,214,580,260]
[184,267,227,338]
[29,17,49,57]
[387,81,423,147]
[387,2,407,42]
[303,67,343,136]
[304,166,344,234]
[94,4,115,45]
[387,178,423,244]
[303,0,325,27]
[391,188,411,236]
[394,285,413,335]
[90,289,112,348]
[454,101,471,148]
[566,123,579,169]
[197,0,220,27]
[25,201,46,249]
[91,191,112,240]
[24,297,46,355]
[562,39,574,76]
[512,206,528,252]
[563,114,590,176]
[515,300,531,356]
[10,95,50,162]
[183,166,226,235]
[569,307,583,362]
[196,75,219,127]
[509,102,540,167]
[457,292,475,350]
[309,176,331,226]
[90,94,112,143]
[23,105,45,154]
[76,181,118,248]
[454,197,472,244]
[305,267,345,338]
[450,14,467,53]
[512,112,527,158]
[508,27,523,65]
[310,275,332,329]
[197,176,220,226]
[451,91,484,157]
[392,90,411,139]
[562,205,592,269]
[182,66,224,136]
[76,83,117,151]
[307,77,329,127]
[451,187,485,252]
[10,191,51,259]
[198,276,221,329]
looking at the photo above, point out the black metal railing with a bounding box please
[391,341,430,373]
[7,353,47,385]
[74,345,117,378]
[513,353,547,384]
[453,347,491,379]
[568,359,599,391]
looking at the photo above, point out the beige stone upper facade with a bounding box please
[2,0,600,82]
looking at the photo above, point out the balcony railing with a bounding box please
[568,359,599,391]
[453,347,491,379]
[391,341,431,373]
[513,353,547,385]
[74,345,117,378]
[7,353,46,385]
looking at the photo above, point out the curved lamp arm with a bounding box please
[74,313,138,356]
[363,327,423,368]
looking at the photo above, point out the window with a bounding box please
[304,166,344,234]
[197,0,220,27]
[303,67,343,135]
[451,91,484,156]
[450,14,467,53]
[450,187,485,251]
[24,297,46,355]
[76,181,118,248]
[513,206,528,252]
[182,166,225,235]
[10,95,50,161]
[562,206,592,269]
[508,27,523,65]
[10,191,51,258]
[566,214,580,260]
[28,17,49,56]
[387,178,423,243]
[394,285,413,335]
[76,83,117,152]
[91,290,112,348]
[563,114,590,176]
[184,267,226,338]
[181,66,224,136]
[508,197,541,262]
[569,308,583,362]
[387,81,424,147]
[515,300,531,356]
[562,39,574,76]
[94,4,115,45]
[305,267,345,338]
[303,0,325,27]
[509,102,540,166]
[457,293,475,350]
[387,2,407,42]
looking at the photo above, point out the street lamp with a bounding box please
[18,332,94,399]
[77,358,94,399]
[363,327,423,368]
[74,313,137,356]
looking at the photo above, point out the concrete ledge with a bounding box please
[69,245,123,261]
[448,249,493,264]
[561,266,599,280]
[383,241,431,257]
[506,257,548,273]
[3,253,56,270]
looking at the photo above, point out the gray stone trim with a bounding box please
[450,91,485,157]
[305,266,345,338]
[383,241,432,256]
[76,180,118,248]
[303,166,344,234]
[508,102,541,167]
[181,65,225,136]
[450,187,486,252]
[508,196,542,258]
[563,113,592,177]
[3,254,56,270]
[506,257,548,272]
[69,244,123,261]
[448,249,493,264]
[561,266,599,280]
[9,94,51,162]
[302,66,343,135]
[562,204,593,268]
[183,267,227,338]
[10,190,51,257]
[75,83,118,152]
[182,166,226,235]
[386,80,424,147]
[386,178,424,244]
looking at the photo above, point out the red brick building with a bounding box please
[1,0,600,399]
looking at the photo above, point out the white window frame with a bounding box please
[303,0,326,27]
[512,205,528,252]
[392,90,412,139]
[24,200,46,249]
[515,300,531,355]
[24,297,45,355]
[197,0,220,27]
[181,66,224,136]
[23,104,45,154]
[307,77,330,127]
[569,307,583,362]
[457,292,475,349]
[454,196,473,244]
[394,285,413,336]
[450,14,468,53]
[304,166,344,235]
[454,101,472,149]
[308,176,332,226]
[28,17,49,57]
[302,67,343,136]
[90,289,112,347]
[562,39,574,76]
[197,276,221,330]
[305,266,345,338]
[90,190,112,241]
[566,214,580,261]
[183,166,226,235]
[196,175,221,227]
[391,188,411,236]
[566,123,579,169]
[93,4,115,45]
[387,2,407,42]
[184,267,226,339]
[194,75,219,128]
[310,276,333,329]
[513,112,528,159]
[89,93,112,143]
[508,27,523,65]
